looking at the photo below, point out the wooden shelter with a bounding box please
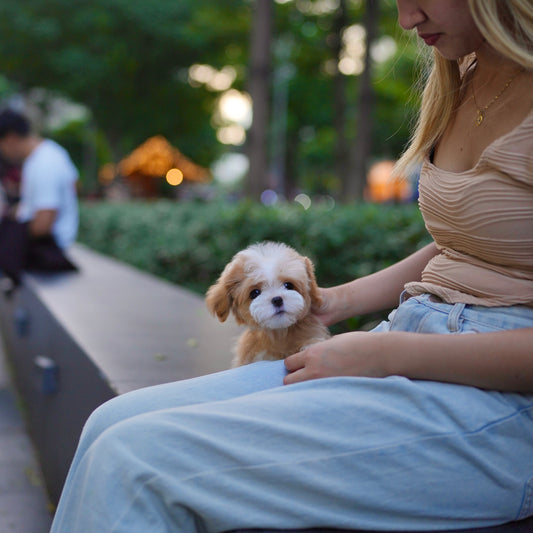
[99,135,211,197]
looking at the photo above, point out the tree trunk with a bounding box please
[270,36,294,198]
[245,0,273,201]
[82,118,98,196]
[345,0,379,202]
[333,0,350,200]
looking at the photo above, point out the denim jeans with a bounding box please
[50,295,533,532]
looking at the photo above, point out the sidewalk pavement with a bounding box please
[0,335,53,533]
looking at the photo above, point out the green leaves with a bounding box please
[0,0,422,199]
[0,0,249,163]
[77,199,431,300]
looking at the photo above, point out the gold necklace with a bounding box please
[471,68,524,126]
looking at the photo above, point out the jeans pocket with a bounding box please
[517,474,533,520]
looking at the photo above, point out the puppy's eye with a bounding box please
[284,282,295,291]
[249,289,261,300]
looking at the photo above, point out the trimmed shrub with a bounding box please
[78,200,431,331]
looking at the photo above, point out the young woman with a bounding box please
[51,1,533,531]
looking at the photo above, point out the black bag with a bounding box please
[0,217,77,284]
[0,217,29,283]
[26,234,78,273]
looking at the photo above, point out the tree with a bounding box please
[272,0,417,202]
[0,0,250,165]
[245,0,273,200]
[0,0,419,200]
[345,0,380,202]
[332,0,350,194]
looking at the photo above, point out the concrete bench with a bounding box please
[0,243,239,504]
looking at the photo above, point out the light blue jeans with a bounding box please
[51,294,533,532]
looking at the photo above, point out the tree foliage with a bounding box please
[0,0,250,163]
[77,199,431,330]
[0,0,421,198]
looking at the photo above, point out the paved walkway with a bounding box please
[0,335,53,533]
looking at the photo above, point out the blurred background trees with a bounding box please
[0,0,422,203]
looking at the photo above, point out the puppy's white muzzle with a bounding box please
[250,290,306,329]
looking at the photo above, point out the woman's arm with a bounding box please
[288,242,533,392]
[284,328,533,392]
[316,242,439,326]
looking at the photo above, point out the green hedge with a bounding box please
[78,200,432,331]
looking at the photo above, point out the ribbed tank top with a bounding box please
[405,111,533,307]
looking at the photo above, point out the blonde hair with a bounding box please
[395,0,533,176]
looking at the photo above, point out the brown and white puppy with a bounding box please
[206,241,330,367]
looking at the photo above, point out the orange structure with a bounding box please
[99,136,211,197]
[365,160,413,203]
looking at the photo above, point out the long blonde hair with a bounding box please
[395,0,533,176]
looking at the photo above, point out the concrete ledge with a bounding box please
[0,338,52,532]
[0,243,239,504]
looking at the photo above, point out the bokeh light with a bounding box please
[166,168,184,186]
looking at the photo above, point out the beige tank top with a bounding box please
[405,110,533,307]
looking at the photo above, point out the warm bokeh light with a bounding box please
[216,124,246,145]
[217,89,252,128]
[339,24,366,75]
[188,64,237,92]
[366,160,412,203]
[166,168,184,186]
[293,0,338,15]
[294,193,312,210]
[371,36,397,63]
[335,25,398,77]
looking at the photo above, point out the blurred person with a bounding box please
[0,154,21,218]
[0,108,78,250]
[51,1,533,532]
[0,109,78,283]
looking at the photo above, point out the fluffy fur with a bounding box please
[206,242,330,367]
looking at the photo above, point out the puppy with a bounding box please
[206,241,330,367]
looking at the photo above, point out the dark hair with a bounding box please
[0,109,31,140]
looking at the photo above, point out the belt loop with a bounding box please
[447,303,465,332]
[400,290,411,305]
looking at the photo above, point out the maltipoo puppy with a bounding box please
[206,241,330,367]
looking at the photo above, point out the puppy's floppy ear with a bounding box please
[205,280,231,322]
[205,259,244,322]
[304,256,323,308]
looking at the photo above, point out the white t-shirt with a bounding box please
[17,139,79,249]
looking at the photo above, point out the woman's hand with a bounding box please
[283,332,390,385]
[312,285,362,327]
[284,328,533,392]
[312,287,343,327]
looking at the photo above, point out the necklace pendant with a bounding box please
[475,111,483,126]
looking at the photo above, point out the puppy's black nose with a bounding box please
[271,296,283,308]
